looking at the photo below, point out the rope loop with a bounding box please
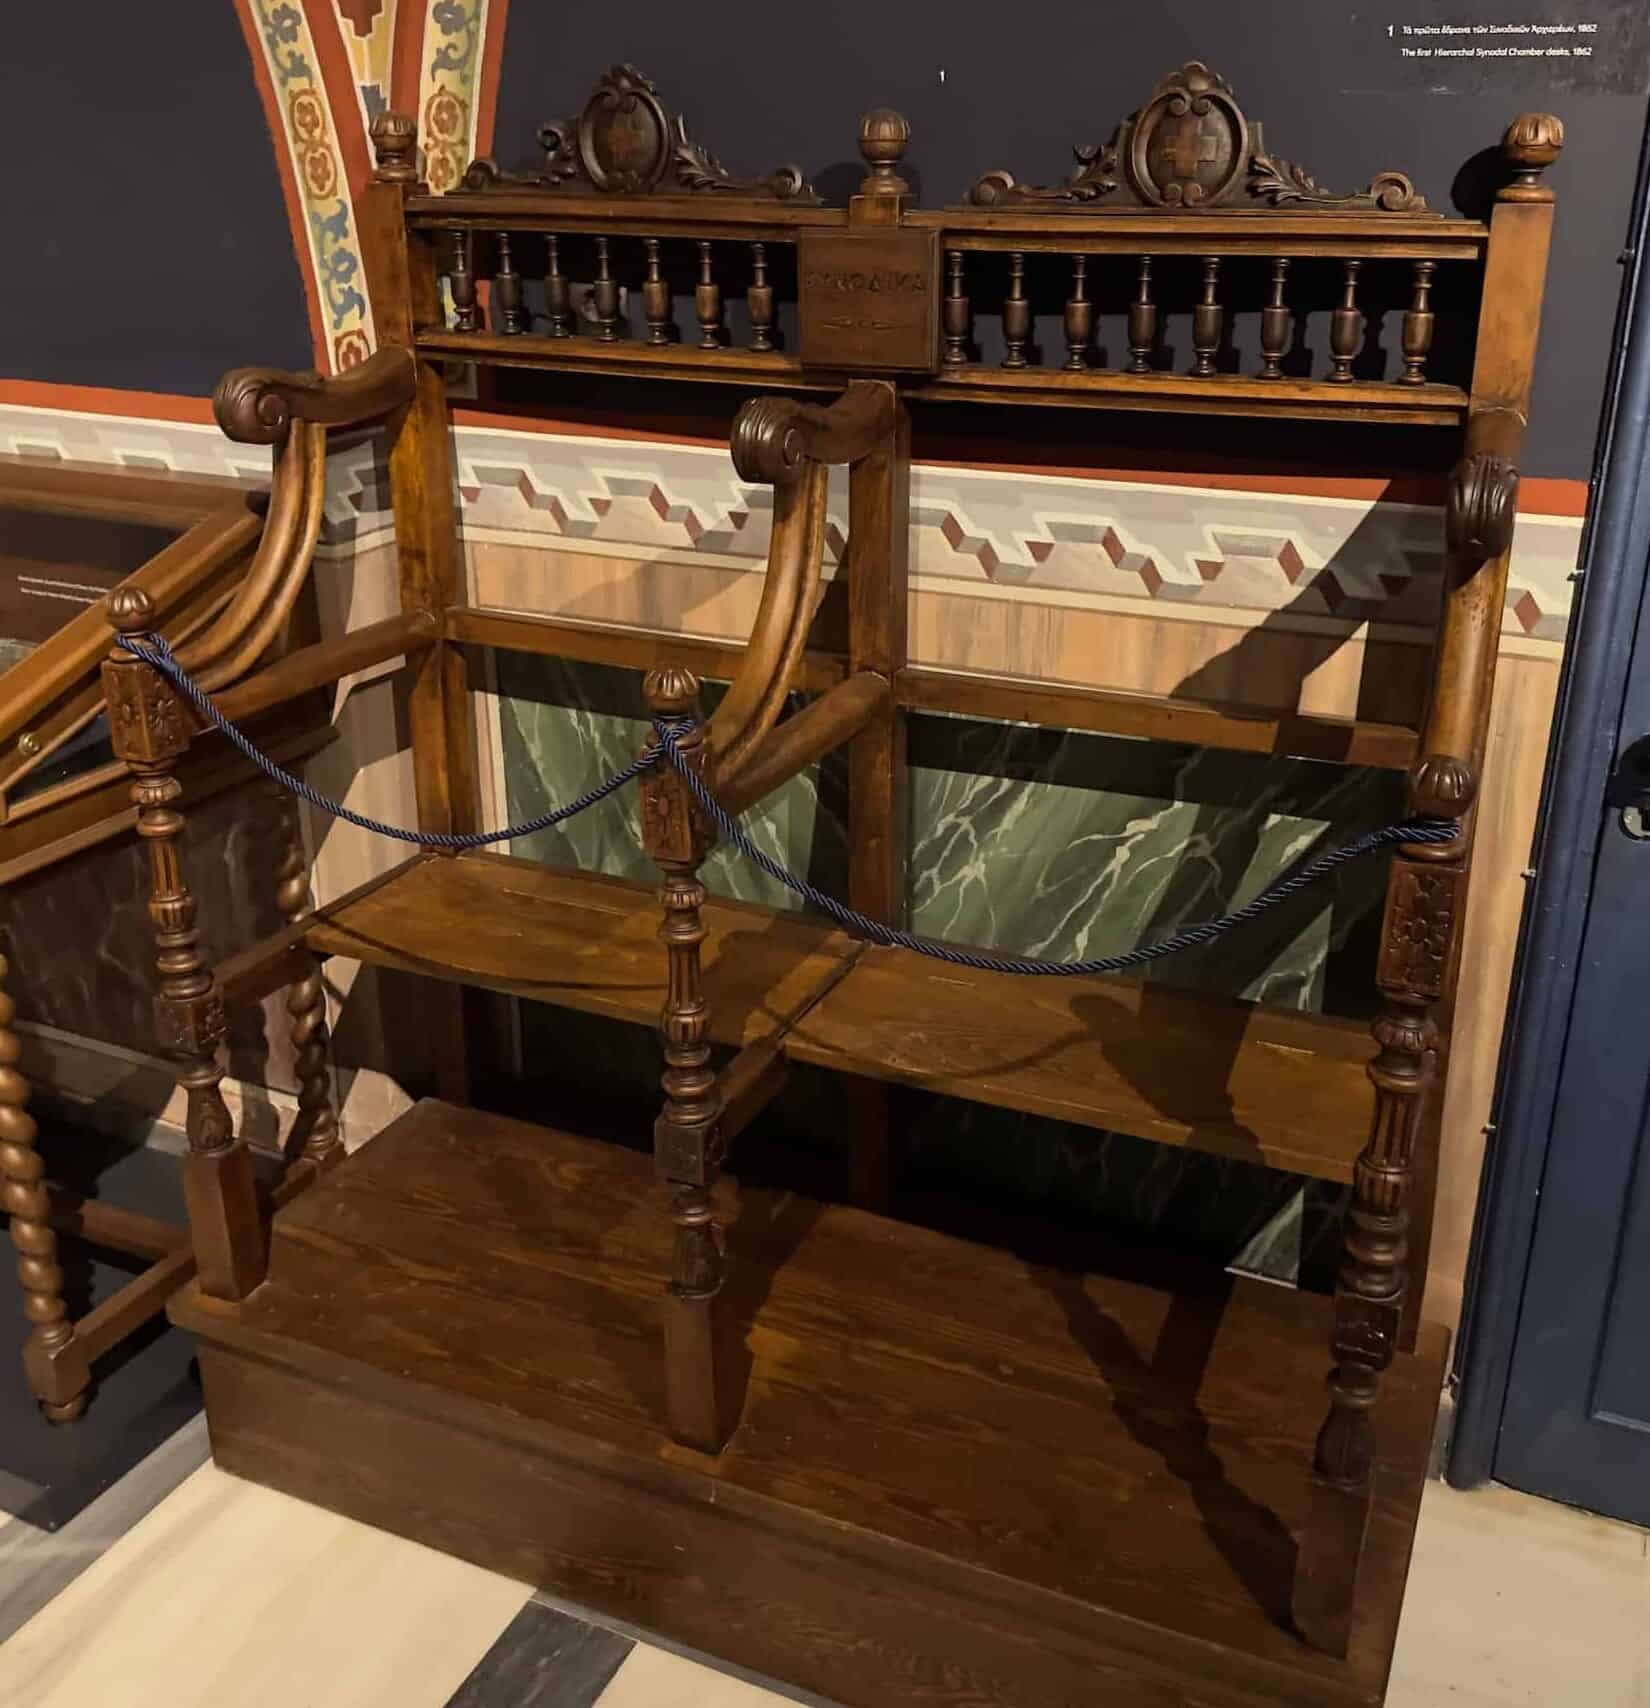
[116,630,1459,976]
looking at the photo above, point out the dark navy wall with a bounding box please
[494,4,1647,478]
[0,8,311,395]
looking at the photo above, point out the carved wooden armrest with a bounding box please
[707,383,895,795]
[211,348,416,447]
[170,349,416,697]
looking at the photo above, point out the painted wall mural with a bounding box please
[231,0,508,370]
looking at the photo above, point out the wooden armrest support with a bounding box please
[717,671,890,815]
[730,381,894,485]
[208,610,438,726]
[213,348,417,446]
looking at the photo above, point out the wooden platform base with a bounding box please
[172,1100,1445,1708]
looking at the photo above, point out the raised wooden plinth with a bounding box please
[275,852,1379,1181]
[174,1100,1443,1708]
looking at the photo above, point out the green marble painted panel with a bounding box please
[491,655,1396,1281]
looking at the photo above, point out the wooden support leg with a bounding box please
[1295,759,1472,1655]
[0,953,90,1422]
[104,591,266,1303]
[268,784,340,1169]
[641,666,735,1453]
[845,388,909,1214]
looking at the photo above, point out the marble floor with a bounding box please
[0,1418,1645,1707]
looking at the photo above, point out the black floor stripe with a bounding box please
[444,1600,634,1708]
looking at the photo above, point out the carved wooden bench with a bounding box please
[104,62,1559,1706]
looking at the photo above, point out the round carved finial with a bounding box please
[1446,452,1520,562]
[108,587,157,635]
[730,395,809,487]
[643,664,702,717]
[371,110,419,183]
[858,107,911,192]
[1503,112,1564,171]
[1409,755,1478,821]
[1502,113,1563,198]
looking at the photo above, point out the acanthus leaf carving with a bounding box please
[964,60,1435,215]
[464,65,817,202]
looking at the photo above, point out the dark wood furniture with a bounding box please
[0,459,337,1421]
[117,62,1557,1706]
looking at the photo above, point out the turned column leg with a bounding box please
[1295,758,1474,1655]
[640,666,736,1453]
[104,591,266,1301]
[0,952,90,1422]
[268,784,340,1170]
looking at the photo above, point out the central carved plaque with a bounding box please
[797,230,939,374]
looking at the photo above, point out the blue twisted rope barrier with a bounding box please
[117,633,659,851]
[119,631,1459,977]
[650,722,1458,978]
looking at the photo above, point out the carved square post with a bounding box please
[639,664,734,1453]
[102,589,266,1301]
[1295,110,1559,1657]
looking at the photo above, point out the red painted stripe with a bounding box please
[300,0,375,195]
[229,0,329,368]
[0,382,216,423]
[390,0,426,117]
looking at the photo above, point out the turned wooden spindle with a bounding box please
[0,952,88,1422]
[1191,256,1223,377]
[1259,257,1292,379]
[695,241,723,350]
[1127,256,1158,373]
[639,664,733,1453]
[641,239,672,346]
[747,243,776,352]
[492,231,525,334]
[943,249,970,367]
[448,229,478,332]
[1399,261,1436,385]
[591,237,620,341]
[1002,252,1030,369]
[1329,259,1364,383]
[545,234,573,337]
[268,783,340,1171]
[1063,254,1093,371]
[101,589,266,1301]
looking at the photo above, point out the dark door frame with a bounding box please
[1449,108,1650,1488]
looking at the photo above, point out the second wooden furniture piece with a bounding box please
[111,61,1557,1707]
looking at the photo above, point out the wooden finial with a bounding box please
[1501,113,1563,201]
[108,586,157,636]
[858,108,910,196]
[644,664,702,718]
[371,110,419,184]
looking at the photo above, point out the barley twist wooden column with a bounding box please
[268,782,340,1170]
[0,953,89,1420]
[639,664,733,1452]
[102,589,266,1301]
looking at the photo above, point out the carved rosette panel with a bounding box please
[465,64,816,202]
[102,662,189,766]
[1376,860,1461,1001]
[154,991,228,1060]
[964,59,1432,214]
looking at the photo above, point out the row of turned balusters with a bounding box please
[450,233,777,350]
[953,253,1438,384]
[448,232,1439,384]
